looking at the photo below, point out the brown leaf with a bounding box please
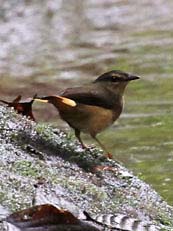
[7,204,79,225]
[5,204,100,231]
[0,95,36,121]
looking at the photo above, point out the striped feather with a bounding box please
[92,214,160,231]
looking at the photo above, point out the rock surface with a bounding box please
[0,105,173,230]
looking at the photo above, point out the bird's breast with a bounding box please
[112,97,124,121]
[59,102,122,136]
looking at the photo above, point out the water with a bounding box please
[0,0,173,204]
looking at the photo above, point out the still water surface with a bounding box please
[0,0,173,204]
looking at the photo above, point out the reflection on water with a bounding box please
[0,0,173,204]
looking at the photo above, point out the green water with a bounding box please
[99,110,173,203]
[100,31,173,201]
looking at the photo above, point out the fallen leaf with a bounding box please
[0,95,36,121]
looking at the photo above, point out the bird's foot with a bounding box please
[80,143,89,150]
[105,152,113,159]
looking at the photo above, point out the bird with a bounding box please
[34,70,140,157]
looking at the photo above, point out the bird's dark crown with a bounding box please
[94,70,140,83]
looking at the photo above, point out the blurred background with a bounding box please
[0,0,173,204]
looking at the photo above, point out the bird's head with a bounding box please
[94,70,140,94]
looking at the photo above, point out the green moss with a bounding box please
[158,211,173,227]
[161,228,173,231]
[133,29,173,38]
[0,191,6,202]
[13,160,40,177]
[66,178,107,200]
[35,123,55,141]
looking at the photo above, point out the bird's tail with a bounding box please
[34,95,76,107]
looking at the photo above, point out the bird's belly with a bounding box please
[59,104,121,136]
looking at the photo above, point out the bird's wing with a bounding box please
[61,86,114,109]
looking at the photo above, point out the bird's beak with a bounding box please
[127,74,140,81]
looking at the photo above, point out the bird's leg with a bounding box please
[75,129,87,149]
[75,129,112,158]
[91,135,112,159]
